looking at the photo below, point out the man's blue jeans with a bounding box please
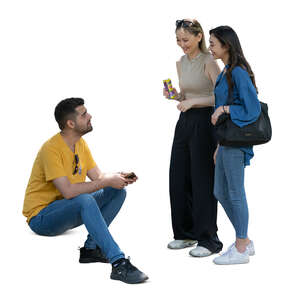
[214,146,249,239]
[29,187,126,263]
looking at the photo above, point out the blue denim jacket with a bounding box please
[214,65,261,166]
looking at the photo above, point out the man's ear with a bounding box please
[66,119,75,129]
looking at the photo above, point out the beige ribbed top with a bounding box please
[176,52,215,100]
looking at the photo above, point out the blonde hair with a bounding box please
[176,19,208,53]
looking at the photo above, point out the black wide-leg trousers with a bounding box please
[169,107,223,253]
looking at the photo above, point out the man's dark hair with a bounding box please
[54,98,85,130]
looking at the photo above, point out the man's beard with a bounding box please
[75,124,93,135]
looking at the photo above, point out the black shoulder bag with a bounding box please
[214,96,272,147]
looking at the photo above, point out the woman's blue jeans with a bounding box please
[214,146,249,239]
[29,187,126,263]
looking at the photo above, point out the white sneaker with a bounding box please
[213,244,249,265]
[228,240,255,256]
[167,239,197,249]
[189,246,212,257]
[247,241,255,256]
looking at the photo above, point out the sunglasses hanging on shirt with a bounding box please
[73,154,79,175]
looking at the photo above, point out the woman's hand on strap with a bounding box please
[211,106,225,125]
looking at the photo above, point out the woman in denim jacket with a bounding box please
[209,26,261,265]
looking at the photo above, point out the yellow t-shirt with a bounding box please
[23,133,97,223]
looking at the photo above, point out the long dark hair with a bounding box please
[209,26,258,95]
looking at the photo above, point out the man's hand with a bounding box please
[119,172,138,185]
[177,99,194,112]
[102,173,129,189]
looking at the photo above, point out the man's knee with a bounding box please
[114,188,126,206]
[105,187,126,202]
[76,193,98,209]
[118,188,126,201]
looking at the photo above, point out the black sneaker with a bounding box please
[79,247,109,263]
[110,257,148,284]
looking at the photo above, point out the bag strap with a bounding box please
[225,70,235,105]
[227,92,234,105]
[217,68,235,106]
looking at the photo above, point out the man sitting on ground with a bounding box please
[22,97,148,284]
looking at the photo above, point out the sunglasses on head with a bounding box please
[73,154,79,175]
[176,19,195,29]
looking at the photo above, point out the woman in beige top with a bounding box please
[164,19,223,256]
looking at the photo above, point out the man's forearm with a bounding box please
[64,178,108,199]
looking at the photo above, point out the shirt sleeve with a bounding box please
[40,145,66,181]
[83,139,97,171]
[229,67,261,128]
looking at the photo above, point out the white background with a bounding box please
[1,0,287,299]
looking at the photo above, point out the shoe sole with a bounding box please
[110,274,149,284]
[189,252,213,257]
[167,241,197,249]
[213,259,250,265]
[79,257,108,263]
